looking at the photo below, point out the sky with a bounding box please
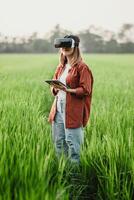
[0,0,134,37]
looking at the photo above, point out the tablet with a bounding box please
[44,79,70,89]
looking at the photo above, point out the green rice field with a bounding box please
[0,54,134,200]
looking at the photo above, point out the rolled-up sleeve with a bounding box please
[75,66,93,98]
[50,65,61,96]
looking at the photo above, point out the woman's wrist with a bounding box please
[66,88,76,93]
[71,89,76,93]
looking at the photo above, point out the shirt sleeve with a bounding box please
[50,65,60,96]
[75,66,93,98]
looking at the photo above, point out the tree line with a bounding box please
[0,23,134,53]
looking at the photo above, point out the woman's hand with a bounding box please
[65,88,76,94]
[53,84,66,92]
[53,83,76,94]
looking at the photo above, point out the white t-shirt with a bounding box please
[57,63,71,100]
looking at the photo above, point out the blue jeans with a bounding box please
[52,98,84,165]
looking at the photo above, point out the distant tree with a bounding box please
[118,23,134,43]
[32,39,52,53]
[78,29,104,53]
[30,32,38,41]
[117,23,134,53]
[119,42,134,53]
[104,39,119,53]
[0,23,134,53]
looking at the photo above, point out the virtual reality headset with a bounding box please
[54,38,77,48]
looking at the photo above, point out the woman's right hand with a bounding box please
[53,83,66,92]
[53,87,60,93]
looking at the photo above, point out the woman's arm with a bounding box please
[50,65,61,96]
[66,66,93,97]
[51,64,93,97]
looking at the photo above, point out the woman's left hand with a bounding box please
[64,88,76,94]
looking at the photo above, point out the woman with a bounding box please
[48,35,94,165]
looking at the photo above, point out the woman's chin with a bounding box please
[63,52,70,56]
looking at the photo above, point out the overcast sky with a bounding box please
[0,0,134,37]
